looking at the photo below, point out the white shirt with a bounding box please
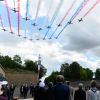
[87,88,100,100]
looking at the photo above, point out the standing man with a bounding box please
[23,83,28,99]
[20,84,24,97]
[74,83,86,100]
[30,83,34,97]
[87,80,100,100]
[9,83,16,100]
[52,75,69,100]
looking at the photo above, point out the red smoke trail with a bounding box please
[60,0,77,24]
[83,0,100,18]
[0,15,5,29]
[17,0,20,35]
[72,0,90,21]
[49,0,77,39]
[4,0,12,32]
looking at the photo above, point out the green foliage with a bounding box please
[24,60,38,72]
[95,68,100,79]
[80,68,87,80]
[45,71,61,84]
[60,62,81,80]
[60,63,71,80]
[24,60,47,78]
[45,62,94,84]
[0,54,46,78]
[39,65,47,79]
[69,62,81,80]
[85,68,93,80]
[13,55,22,64]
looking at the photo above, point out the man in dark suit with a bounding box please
[74,83,86,100]
[52,75,70,100]
[9,83,16,100]
[20,84,24,97]
[23,83,29,98]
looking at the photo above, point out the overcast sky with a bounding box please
[0,0,100,77]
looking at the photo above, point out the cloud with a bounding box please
[0,0,100,76]
[0,27,27,46]
[62,16,100,51]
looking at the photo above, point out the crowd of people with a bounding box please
[0,75,100,100]
[0,83,16,100]
[32,75,100,100]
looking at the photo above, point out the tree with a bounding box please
[60,63,70,79]
[95,68,100,79]
[24,60,47,78]
[39,65,47,79]
[24,60,38,72]
[45,71,61,84]
[60,63,69,73]
[13,55,22,64]
[60,62,82,80]
[85,68,93,80]
[80,68,87,80]
[3,56,13,68]
[69,62,81,80]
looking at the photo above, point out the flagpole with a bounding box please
[37,54,41,83]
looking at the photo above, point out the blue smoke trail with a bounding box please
[49,0,77,39]
[56,0,87,38]
[69,0,87,22]
[50,0,64,25]
[26,0,29,17]
[43,0,64,39]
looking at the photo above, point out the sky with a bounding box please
[0,0,100,78]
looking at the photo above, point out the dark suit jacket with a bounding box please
[74,89,86,100]
[52,83,70,100]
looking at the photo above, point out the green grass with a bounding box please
[5,67,35,74]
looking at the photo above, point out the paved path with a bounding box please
[13,87,33,99]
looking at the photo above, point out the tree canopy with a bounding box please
[95,68,100,79]
[45,61,94,84]
[0,54,46,78]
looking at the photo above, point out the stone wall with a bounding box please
[0,64,5,77]
[6,72,38,85]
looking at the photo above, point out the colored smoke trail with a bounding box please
[49,26,58,39]
[56,0,87,38]
[34,0,42,22]
[40,0,53,28]
[69,0,87,23]
[50,0,64,25]
[43,0,64,39]
[60,0,77,24]
[46,0,53,20]
[17,0,20,35]
[0,15,4,29]
[26,0,29,17]
[25,21,28,38]
[72,0,90,21]
[83,0,100,18]
[49,0,77,39]
[31,0,42,40]
[4,0,12,32]
[24,0,30,39]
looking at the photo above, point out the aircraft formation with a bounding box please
[0,0,100,41]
